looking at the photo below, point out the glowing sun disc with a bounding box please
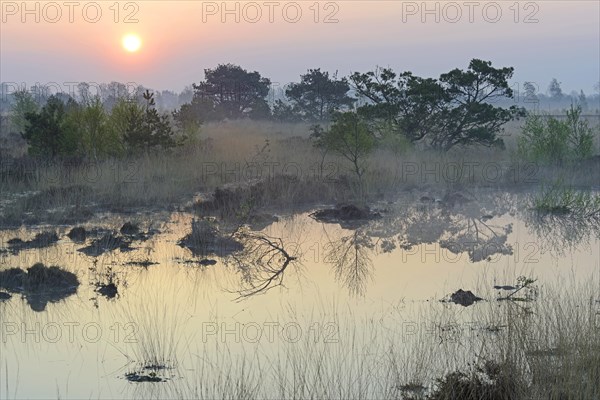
[122,34,141,52]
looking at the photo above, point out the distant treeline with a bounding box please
[1,67,598,117]
[1,60,598,159]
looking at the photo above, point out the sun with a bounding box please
[122,34,142,52]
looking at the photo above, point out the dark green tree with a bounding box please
[189,64,271,120]
[432,59,524,150]
[284,69,355,121]
[173,97,213,130]
[351,69,445,143]
[272,100,303,122]
[22,95,79,157]
[123,90,177,152]
[350,59,524,151]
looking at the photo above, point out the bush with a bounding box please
[518,105,595,164]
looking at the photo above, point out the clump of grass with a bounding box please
[116,289,192,383]
[531,181,600,216]
[426,359,525,400]
[178,218,243,257]
[0,263,79,311]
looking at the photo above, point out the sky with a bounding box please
[1,1,599,96]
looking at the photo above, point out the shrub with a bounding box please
[518,105,595,164]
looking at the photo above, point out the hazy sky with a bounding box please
[1,1,599,95]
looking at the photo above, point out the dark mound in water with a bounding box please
[5,231,59,254]
[0,263,79,311]
[310,204,381,228]
[120,222,140,235]
[125,372,164,383]
[67,226,87,242]
[447,289,483,307]
[79,233,132,257]
[96,282,118,299]
[178,219,243,257]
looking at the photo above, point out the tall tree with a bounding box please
[190,64,271,120]
[433,59,524,150]
[284,69,355,122]
[350,59,524,151]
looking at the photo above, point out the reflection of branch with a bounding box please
[228,231,298,300]
[524,212,600,256]
[498,279,537,301]
[326,231,373,297]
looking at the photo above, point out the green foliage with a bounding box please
[20,90,178,158]
[351,59,524,151]
[283,69,355,122]
[66,96,123,158]
[272,100,303,122]
[123,90,178,152]
[531,181,600,216]
[183,64,271,122]
[518,105,594,164]
[10,89,39,134]
[22,95,78,157]
[378,125,412,155]
[313,112,374,180]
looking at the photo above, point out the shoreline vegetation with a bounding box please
[0,118,598,227]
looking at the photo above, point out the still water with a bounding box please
[0,190,598,399]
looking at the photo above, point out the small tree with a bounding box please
[518,105,594,164]
[315,112,374,182]
[123,90,177,152]
[67,96,123,159]
[577,90,588,110]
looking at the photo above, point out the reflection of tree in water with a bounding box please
[226,230,299,300]
[367,198,514,262]
[524,212,600,256]
[325,230,374,297]
[225,192,518,298]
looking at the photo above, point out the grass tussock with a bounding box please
[531,181,600,216]
[0,263,80,311]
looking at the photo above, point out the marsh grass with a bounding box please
[103,272,596,399]
[115,288,193,381]
[1,119,599,227]
[531,181,600,216]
